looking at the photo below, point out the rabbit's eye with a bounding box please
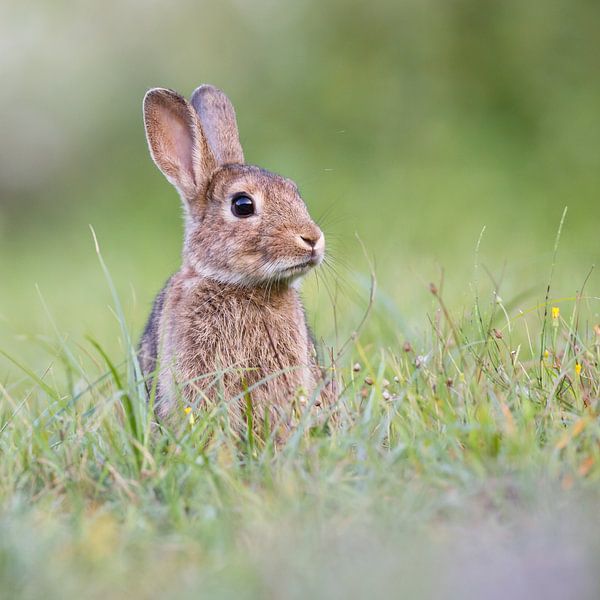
[231,194,255,218]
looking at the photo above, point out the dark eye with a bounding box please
[231,194,255,218]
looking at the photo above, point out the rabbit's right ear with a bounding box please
[190,85,244,166]
[143,88,215,201]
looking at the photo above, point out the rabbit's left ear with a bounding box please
[190,85,244,166]
[143,88,212,202]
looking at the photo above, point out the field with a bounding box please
[1,1,600,598]
[2,217,600,598]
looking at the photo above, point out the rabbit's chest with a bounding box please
[156,277,321,417]
[176,287,311,375]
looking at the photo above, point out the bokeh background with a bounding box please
[1,0,599,364]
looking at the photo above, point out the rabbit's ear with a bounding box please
[190,85,244,166]
[143,88,214,200]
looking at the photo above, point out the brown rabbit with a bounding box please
[138,84,335,436]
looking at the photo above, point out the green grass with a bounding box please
[1,232,599,600]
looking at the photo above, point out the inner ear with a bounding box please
[190,85,245,166]
[161,105,196,180]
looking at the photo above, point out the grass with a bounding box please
[1,229,600,600]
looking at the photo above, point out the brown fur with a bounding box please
[139,85,335,437]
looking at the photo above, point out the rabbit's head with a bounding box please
[143,85,324,287]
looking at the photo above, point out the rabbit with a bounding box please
[138,84,335,437]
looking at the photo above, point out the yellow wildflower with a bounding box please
[575,363,582,376]
[184,406,195,425]
[551,306,560,320]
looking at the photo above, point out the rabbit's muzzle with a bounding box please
[297,224,325,261]
[295,228,325,265]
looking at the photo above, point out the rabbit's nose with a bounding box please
[300,235,317,248]
[298,227,324,251]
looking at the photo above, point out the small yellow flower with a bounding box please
[551,306,560,321]
[544,349,549,359]
[184,406,195,425]
[575,363,582,376]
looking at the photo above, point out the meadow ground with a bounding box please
[1,220,599,600]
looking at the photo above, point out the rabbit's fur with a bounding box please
[138,85,334,434]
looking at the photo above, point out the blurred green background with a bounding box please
[1,0,599,365]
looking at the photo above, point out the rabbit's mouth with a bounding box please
[277,258,316,279]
